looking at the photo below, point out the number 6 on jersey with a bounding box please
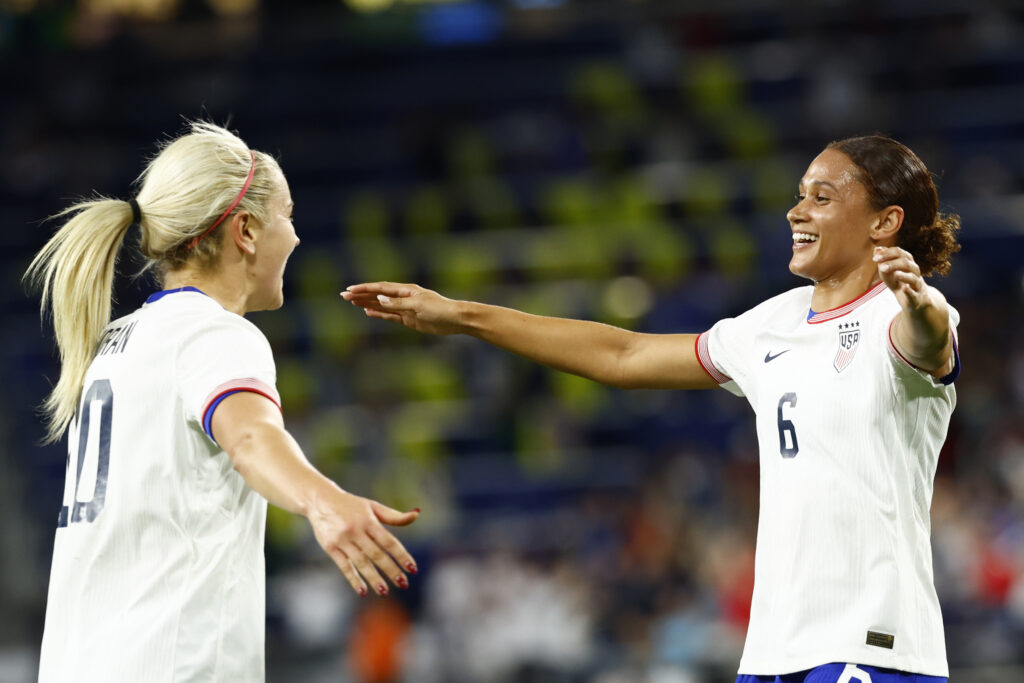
[777,392,799,458]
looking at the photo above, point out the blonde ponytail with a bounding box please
[25,121,282,443]
[25,199,135,442]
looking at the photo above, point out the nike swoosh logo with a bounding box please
[764,350,791,363]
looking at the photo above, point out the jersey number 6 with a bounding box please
[777,392,799,458]
[57,379,112,528]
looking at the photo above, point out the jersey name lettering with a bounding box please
[96,321,138,357]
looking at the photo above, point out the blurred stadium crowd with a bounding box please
[2,0,1023,681]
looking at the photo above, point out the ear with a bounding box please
[870,205,904,242]
[227,211,258,256]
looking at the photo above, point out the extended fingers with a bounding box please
[345,282,417,297]
[342,288,420,317]
[340,291,382,307]
[368,522,419,577]
[355,534,410,591]
[325,546,369,597]
[363,308,406,323]
[340,541,393,596]
[341,292,408,322]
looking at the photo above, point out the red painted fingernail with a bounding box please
[377,584,388,596]
[358,587,367,598]
[406,563,418,574]
[413,508,421,513]
[397,576,409,589]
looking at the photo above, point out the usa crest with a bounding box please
[834,321,860,372]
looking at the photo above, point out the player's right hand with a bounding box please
[307,489,420,597]
[341,282,463,335]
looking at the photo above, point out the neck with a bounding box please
[809,261,882,312]
[162,267,249,315]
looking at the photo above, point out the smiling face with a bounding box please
[787,148,889,284]
[247,169,299,312]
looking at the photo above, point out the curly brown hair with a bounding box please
[827,135,961,277]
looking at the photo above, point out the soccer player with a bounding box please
[27,122,419,681]
[343,135,960,683]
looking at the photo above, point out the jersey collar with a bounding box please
[145,286,209,304]
[806,280,887,324]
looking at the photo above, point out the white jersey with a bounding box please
[39,288,281,682]
[696,281,959,677]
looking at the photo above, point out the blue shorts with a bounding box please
[736,662,947,683]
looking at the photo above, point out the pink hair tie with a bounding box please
[187,149,256,250]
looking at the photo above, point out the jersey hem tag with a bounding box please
[866,631,895,649]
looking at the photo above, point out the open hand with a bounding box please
[308,489,420,597]
[342,282,463,335]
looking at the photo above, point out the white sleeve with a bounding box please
[176,314,281,445]
[696,310,761,399]
[885,303,962,389]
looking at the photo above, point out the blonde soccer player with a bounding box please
[28,122,419,681]
[344,136,960,683]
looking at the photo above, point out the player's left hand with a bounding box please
[876,245,955,377]
[873,246,936,313]
[307,490,420,598]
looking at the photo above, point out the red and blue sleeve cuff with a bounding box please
[201,378,281,444]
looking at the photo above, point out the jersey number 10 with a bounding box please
[57,379,112,528]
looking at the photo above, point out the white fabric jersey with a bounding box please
[39,288,281,682]
[696,281,959,677]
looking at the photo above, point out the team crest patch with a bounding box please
[834,321,860,372]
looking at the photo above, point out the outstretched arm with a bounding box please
[874,246,955,377]
[342,282,718,390]
[211,391,419,597]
